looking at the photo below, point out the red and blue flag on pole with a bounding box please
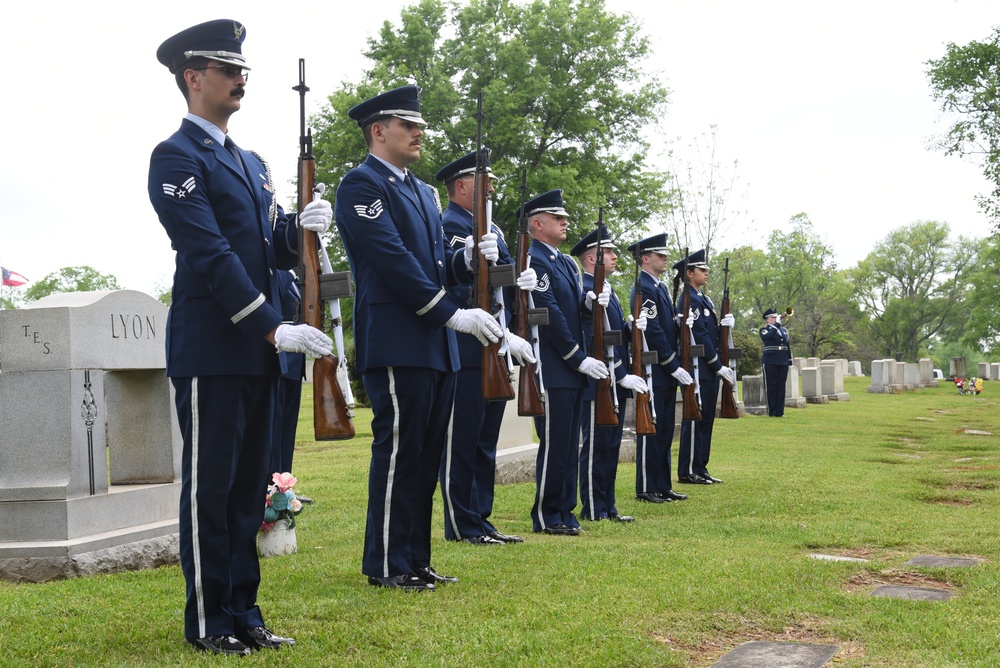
[2,267,28,286]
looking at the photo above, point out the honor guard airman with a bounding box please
[674,249,734,485]
[627,233,693,503]
[435,150,535,546]
[150,19,333,655]
[334,86,503,590]
[524,190,611,535]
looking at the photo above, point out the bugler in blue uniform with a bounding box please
[760,307,792,417]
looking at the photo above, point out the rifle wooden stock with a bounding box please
[718,258,740,419]
[679,268,702,422]
[295,59,354,440]
[631,285,656,436]
[471,145,514,402]
[515,170,545,416]
[590,218,617,427]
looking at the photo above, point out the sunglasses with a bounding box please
[195,64,249,81]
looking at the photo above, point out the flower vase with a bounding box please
[258,519,297,557]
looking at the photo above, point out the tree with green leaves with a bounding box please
[850,221,974,362]
[961,234,1000,357]
[926,28,1000,230]
[719,215,856,361]
[311,0,669,256]
[23,266,121,303]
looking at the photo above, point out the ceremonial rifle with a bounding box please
[631,256,656,435]
[514,169,547,416]
[471,91,516,401]
[294,59,355,440]
[718,257,741,419]
[590,209,618,426]
[679,250,703,421]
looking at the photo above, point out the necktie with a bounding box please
[404,172,419,198]
[224,136,245,177]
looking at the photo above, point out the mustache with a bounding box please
[230,88,245,98]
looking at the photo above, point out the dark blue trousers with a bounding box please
[269,374,303,474]
[679,375,720,479]
[763,363,789,417]
[173,375,275,640]
[580,396,628,520]
[440,367,506,540]
[636,385,678,495]
[362,367,455,578]
[532,387,584,532]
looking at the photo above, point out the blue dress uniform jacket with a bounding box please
[439,201,514,540]
[678,285,723,479]
[335,155,470,579]
[760,322,792,417]
[528,240,588,532]
[148,118,298,640]
[149,119,296,377]
[335,155,469,374]
[579,273,629,520]
[632,270,683,496]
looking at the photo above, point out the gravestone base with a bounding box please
[824,392,850,402]
[866,384,904,394]
[0,522,178,583]
[785,396,806,409]
[805,395,829,404]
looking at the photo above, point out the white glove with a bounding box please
[479,232,499,262]
[585,282,612,309]
[671,367,694,386]
[716,366,735,384]
[446,308,503,345]
[618,374,648,394]
[577,357,610,379]
[629,313,647,332]
[298,198,333,233]
[505,331,536,365]
[464,233,499,268]
[720,313,735,328]
[516,268,537,291]
[685,311,695,328]
[775,314,782,325]
[273,323,333,358]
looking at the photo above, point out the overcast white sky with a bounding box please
[1,0,997,295]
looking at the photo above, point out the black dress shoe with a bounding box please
[235,626,295,651]
[609,513,635,522]
[367,573,435,591]
[660,490,688,501]
[186,635,252,656]
[678,475,712,484]
[636,492,666,503]
[461,534,504,545]
[487,530,524,543]
[413,566,459,584]
[542,523,580,535]
[703,473,724,483]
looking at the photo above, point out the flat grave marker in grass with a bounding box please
[710,640,839,667]
[870,585,952,601]
[903,555,983,568]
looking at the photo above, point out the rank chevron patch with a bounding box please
[354,199,384,220]
[162,177,196,200]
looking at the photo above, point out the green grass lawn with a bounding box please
[1,376,998,666]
